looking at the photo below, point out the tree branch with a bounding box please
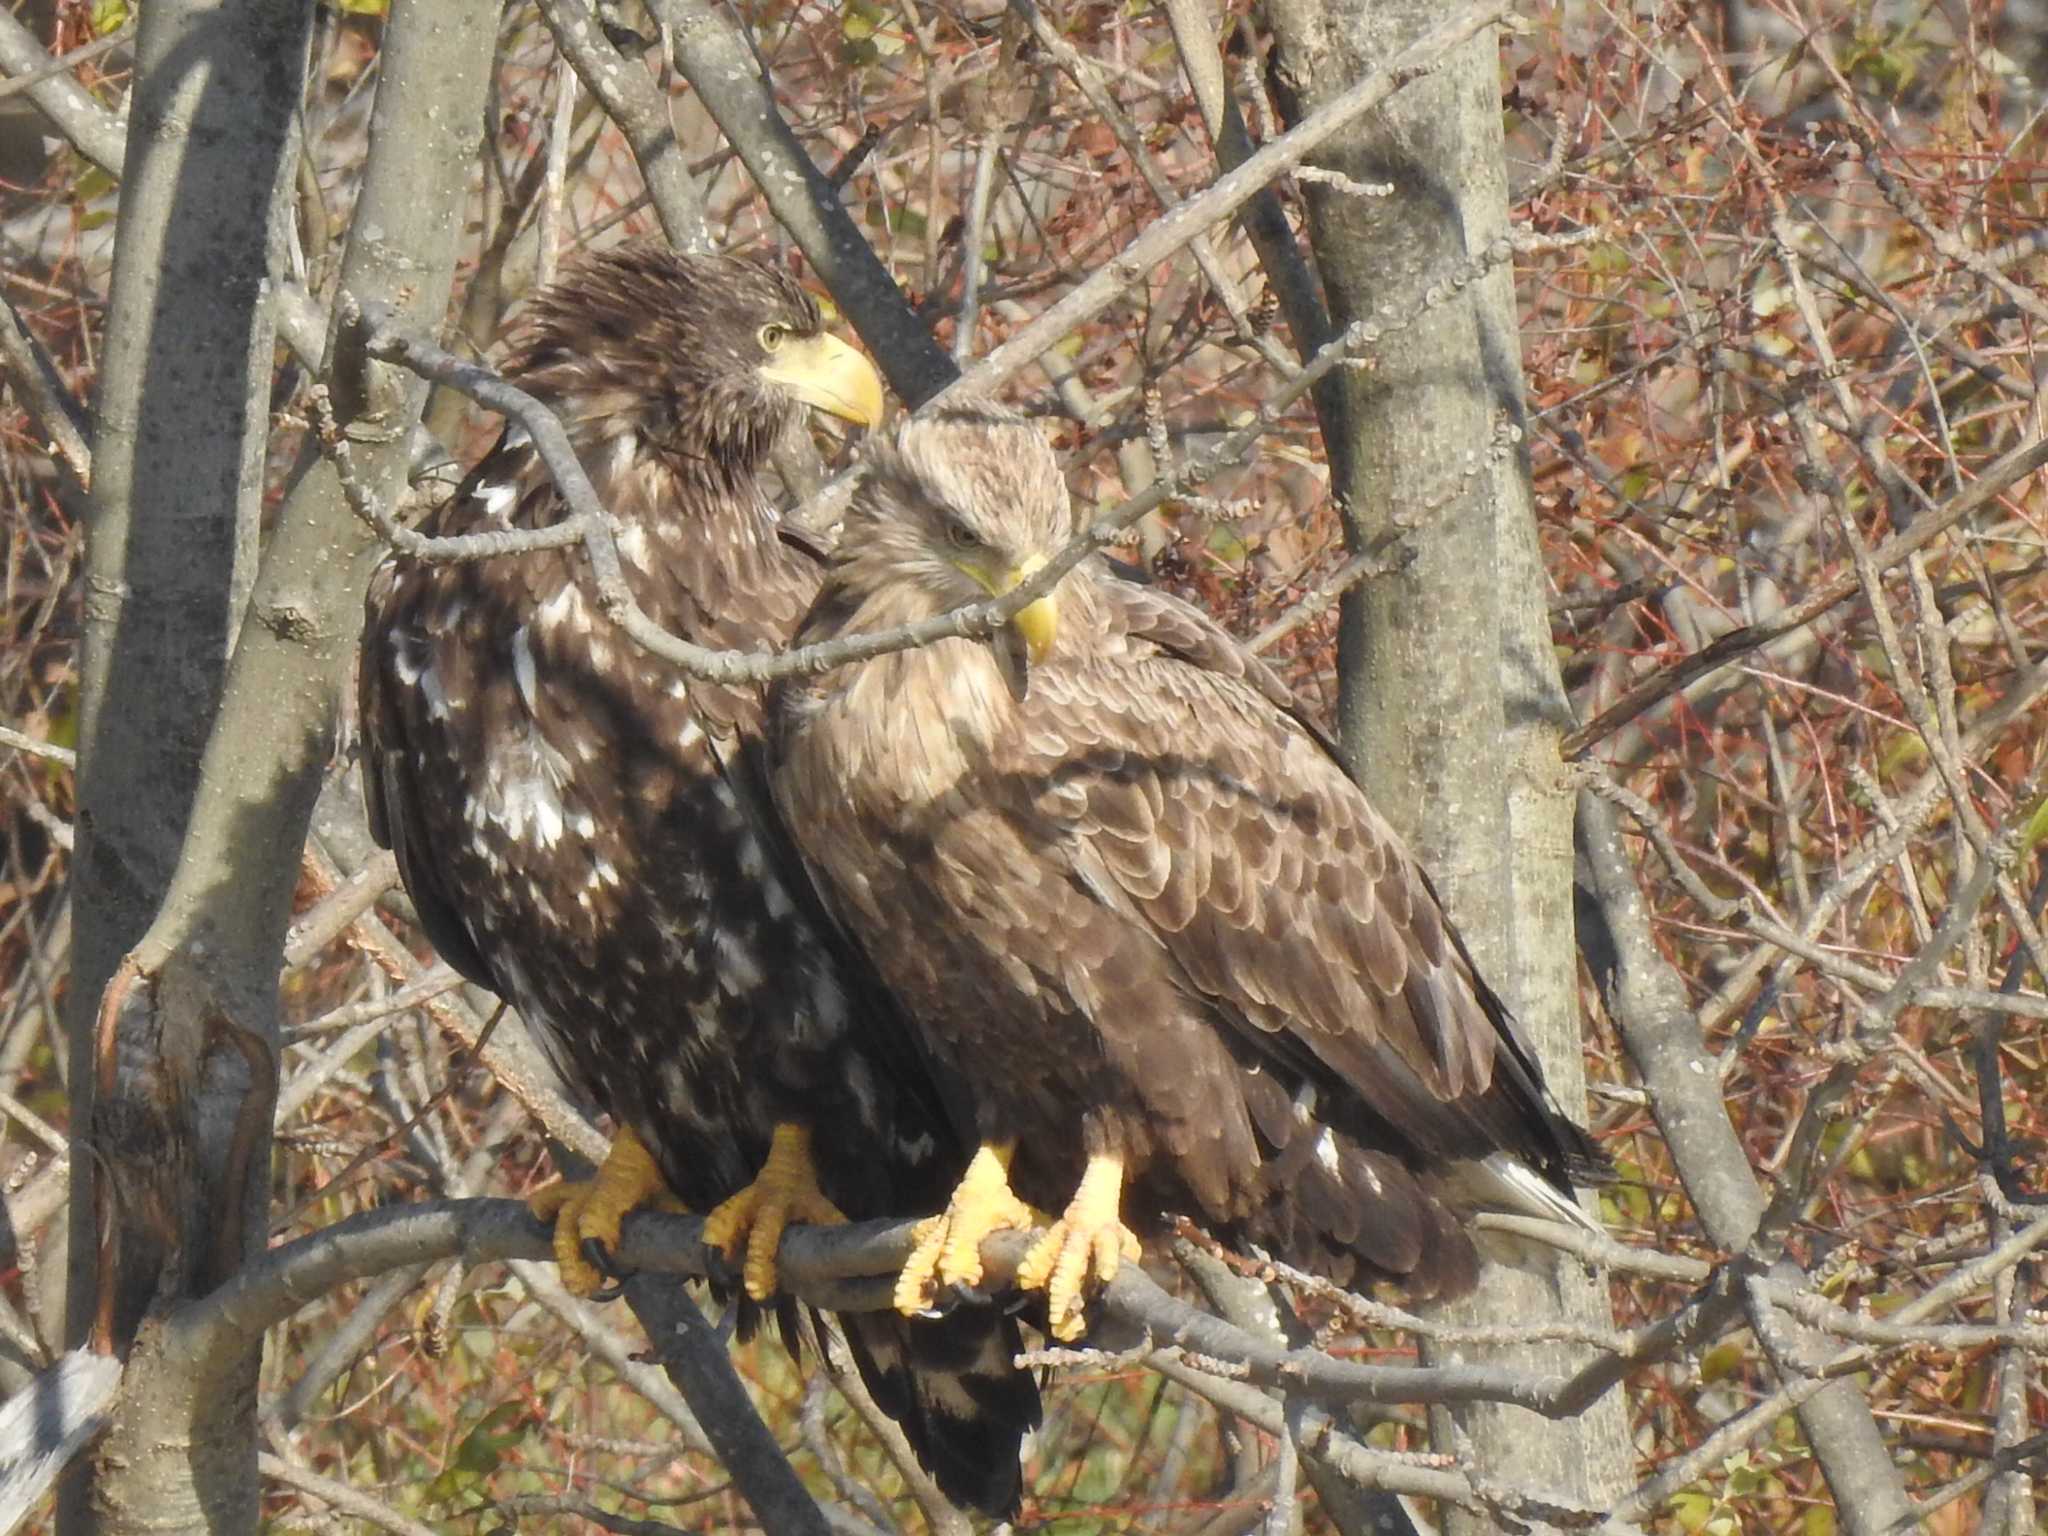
[1575,790,1918,1533]
[621,1277,835,1536]
[644,0,955,403]
[938,0,1506,409]
[534,0,711,254]
[352,222,1516,688]
[0,293,91,490]
[0,11,338,379]
[177,1200,1637,1420]
[1561,429,2048,759]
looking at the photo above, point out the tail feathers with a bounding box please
[834,1308,1040,1517]
[1453,1150,1603,1235]
[1238,1126,1607,1299]
[1243,1136,1482,1299]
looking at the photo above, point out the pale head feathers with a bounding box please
[829,406,1078,628]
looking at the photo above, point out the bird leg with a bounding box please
[701,1123,849,1301]
[1016,1151,1142,1341]
[529,1126,685,1297]
[895,1142,1044,1316]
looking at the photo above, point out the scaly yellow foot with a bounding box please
[701,1123,849,1301]
[895,1142,1045,1316]
[1016,1151,1141,1341]
[529,1126,685,1296]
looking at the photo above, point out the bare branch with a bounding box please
[0,17,132,103]
[0,9,127,173]
[621,1276,836,1536]
[0,10,330,371]
[1008,0,1291,374]
[535,0,711,254]
[355,221,1519,689]
[0,724,74,770]
[1249,547,1410,655]
[0,294,91,490]
[1577,789,1917,1529]
[259,1451,441,1536]
[1159,0,1334,364]
[0,1350,121,1533]
[644,0,955,402]
[939,0,1508,408]
[179,1198,1674,1427]
[1561,430,2048,760]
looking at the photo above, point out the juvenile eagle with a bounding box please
[358,249,1037,1511]
[773,409,1607,1340]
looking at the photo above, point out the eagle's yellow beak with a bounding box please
[1000,554,1059,664]
[760,332,886,428]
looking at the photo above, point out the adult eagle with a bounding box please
[773,409,1607,1341]
[358,249,1037,1511]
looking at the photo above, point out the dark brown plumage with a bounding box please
[773,408,1607,1340]
[357,247,1036,1511]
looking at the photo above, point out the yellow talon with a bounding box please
[1016,1151,1141,1341]
[894,1142,1042,1316]
[701,1123,849,1301]
[529,1126,685,1296]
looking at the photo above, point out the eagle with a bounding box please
[772,408,1607,1341]
[357,248,1038,1511]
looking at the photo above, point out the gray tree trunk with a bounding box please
[1260,0,1629,1521]
[62,6,312,1529]
[65,0,318,1441]
[64,1,500,1530]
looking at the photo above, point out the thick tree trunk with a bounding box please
[65,0,317,1458]
[66,1,499,1530]
[62,5,313,1529]
[1260,0,1628,1521]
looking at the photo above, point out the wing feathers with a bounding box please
[775,414,1601,1309]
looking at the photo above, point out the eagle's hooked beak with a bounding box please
[983,557,1064,708]
[999,554,1059,666]
[967,553,1060,702]
[760,333,886,428]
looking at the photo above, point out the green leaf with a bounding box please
[1205,523,1250,564]
[73,166,116,204]
[840,0,887,38]
[2021,796,2048,852]
[453,1403,524,1477]
[1673,1490,1717,1532]
[1587,243,1631,275]
[864,204,928,239]
[1699,1340,1746,1382]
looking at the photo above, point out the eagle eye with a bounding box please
[944,517,985,552]
[758,322,789,352]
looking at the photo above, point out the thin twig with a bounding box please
[354,213,1523,688]
[0,294,92,490]
[1562,429,2048,758]
[0,723,74,769]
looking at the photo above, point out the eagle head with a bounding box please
[506,243,883,482]
[837,406,1074,693]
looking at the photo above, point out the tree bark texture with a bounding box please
[69,2,500,1531]
[68,0,313,1326]
[1260,0,1628,1519]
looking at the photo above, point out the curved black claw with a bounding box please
[700,1242,741,1294]
[580,1236,630,1302]
[945,1281,993,1310]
